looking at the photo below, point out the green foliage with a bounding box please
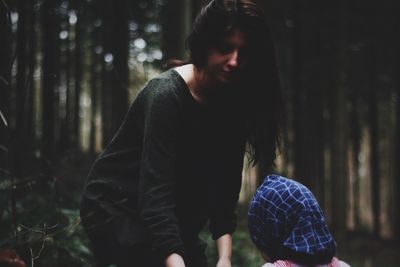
[200,217,264,267]
[0,173,94,267]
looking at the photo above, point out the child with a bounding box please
[248,174,350,267]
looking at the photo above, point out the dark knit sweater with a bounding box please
[80,68,246,262]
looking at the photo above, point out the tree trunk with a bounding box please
[14,0,30,178]
[365,9,381,237]
[291,1,325,200]
[89,9,101,156]
[110,0,129,135]
[0,0,13,232]
[161,0,192,63]
[369,73,380,237]
[101,0,129,145]
[330,0,349,241]
[395,57,400,240]
[41,0,61,174]
[73,4,83,150]
[59,9,71,152]
[27,0,37,153]
[349,94,361,228]
[330,75,348,241]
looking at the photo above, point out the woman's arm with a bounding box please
[215,234,232,267]
[165,253,186,267]
[138,83,186,263]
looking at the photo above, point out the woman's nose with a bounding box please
[227,50,239,68]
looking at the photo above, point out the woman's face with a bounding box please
[204,27,249,85]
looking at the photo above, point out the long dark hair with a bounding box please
[173,0,284,174]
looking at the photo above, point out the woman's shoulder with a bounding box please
[138,68,186,102]
[146,68,184,91]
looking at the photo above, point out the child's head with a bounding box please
[248,175,337,265]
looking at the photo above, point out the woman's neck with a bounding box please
[175,64,216,104]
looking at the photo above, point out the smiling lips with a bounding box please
[221,69,237,79]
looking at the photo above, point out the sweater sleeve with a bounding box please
[137,83,185,262]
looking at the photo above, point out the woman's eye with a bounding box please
[215,42,232,54]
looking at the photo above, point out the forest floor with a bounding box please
[3,154,399,267]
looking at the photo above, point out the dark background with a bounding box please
[1,0,399,266]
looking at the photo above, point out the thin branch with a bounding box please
[0,144,8,153]
[29,247,34,267]
[0,109,8,127]
[32,223,47,260]
[0,75,8,86]
[67,218,81,235]
[19,223,59,234]
[1,0,9,11]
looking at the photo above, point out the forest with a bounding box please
[1,0,400,266]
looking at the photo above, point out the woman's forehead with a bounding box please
[221,27,248,46]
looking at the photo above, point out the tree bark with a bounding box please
[101,0,129,145]
[13,0,31,178]
[41,0,61,173]
[291,1,325,200]
[330,0,349,241]
[73,3,83,149]
[89,6,101,156]
[161,0,192,63]
[59,8,71,152]
[0,0,13,232]
[395,56,400,240]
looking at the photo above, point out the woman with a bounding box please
[79,0,283,266]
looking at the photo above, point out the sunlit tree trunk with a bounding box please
[27,0,37,152]
[60,7,71,152]
[89,3,102,156]
[73,4,83,150]
[349,92,361,227]
[365,11,381,237]
[394,4,400,238]
[368,64,380,237]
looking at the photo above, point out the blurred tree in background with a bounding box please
[1,0,400,266]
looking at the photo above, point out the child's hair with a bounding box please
[248,175,337,266]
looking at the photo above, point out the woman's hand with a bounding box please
[216,256,232,267]
[165,253,186,267]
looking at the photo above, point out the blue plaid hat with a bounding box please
[248,175,336,264]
